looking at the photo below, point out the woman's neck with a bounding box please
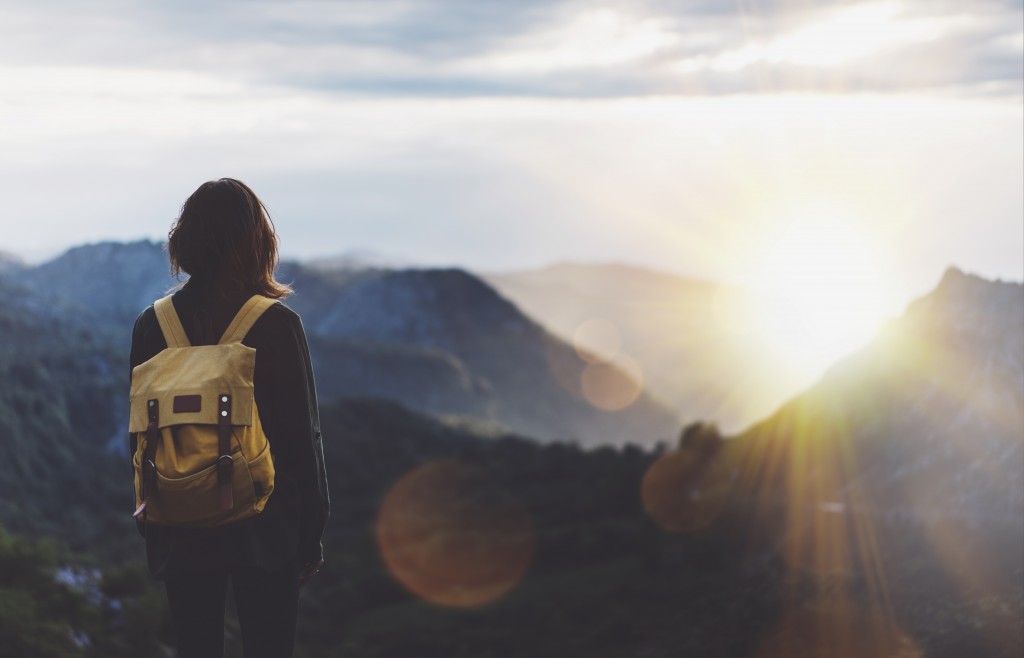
[183,273,253,302]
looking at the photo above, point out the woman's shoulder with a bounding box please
[131,304,158,338]
[260,298,303,327]
[247,298,308,344]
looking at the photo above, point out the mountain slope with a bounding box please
[732,267,1023,521]
[282,264,681,446]
[0,250,24,274]
[482,262,789,433]
[0,272,128,552]
[682,268,1024,656]
[19,240,177,325]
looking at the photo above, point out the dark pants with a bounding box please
[163,562,301,658]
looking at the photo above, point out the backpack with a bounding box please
[129,293,278,527]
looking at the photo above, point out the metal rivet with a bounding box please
[221,396,228,403]
[221,410,228,417]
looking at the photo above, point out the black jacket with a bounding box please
[128,279,330,579]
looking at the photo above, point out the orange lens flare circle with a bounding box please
[580,356,644,411]
[376,460,535,608]
[642,447,734,534]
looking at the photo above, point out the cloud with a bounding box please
[0,0,1019,98]
[0,0,1018,306]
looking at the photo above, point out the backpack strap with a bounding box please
[218,295,279,344]
[154,295,191,348]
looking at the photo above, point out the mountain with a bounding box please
[282,263,681,445]
[8,242,681,446]
[731,266,1023,521]
[19,240,178,325]
[0,250,25,273]
[481,262,790,433]
[667,267,1024,656]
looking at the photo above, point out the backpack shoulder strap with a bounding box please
[218,295,280,344]
[153,295,191,348]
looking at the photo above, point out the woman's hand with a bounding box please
[298,559,324,587]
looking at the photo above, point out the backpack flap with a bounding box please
[128,343,256,432]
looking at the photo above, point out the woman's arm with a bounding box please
[257,307,330,567]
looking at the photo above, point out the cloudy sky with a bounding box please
[1,0,1021,307]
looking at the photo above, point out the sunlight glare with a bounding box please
[742,208,896,383]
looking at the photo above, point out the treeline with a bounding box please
[1,386,1020,656]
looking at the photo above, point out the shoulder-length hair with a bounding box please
[167,178,292,299]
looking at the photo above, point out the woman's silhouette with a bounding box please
[128,178,330,657]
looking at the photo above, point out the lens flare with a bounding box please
[580,355,644,411]
[376,461,535,607]
[642,434,734,534]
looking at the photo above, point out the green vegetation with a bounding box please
[0,277,135,562]
[0,527,168,657]
[1,381,1021,656]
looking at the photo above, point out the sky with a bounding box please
[1,0,1021,311]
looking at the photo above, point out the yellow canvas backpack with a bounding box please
[129,294,278,527]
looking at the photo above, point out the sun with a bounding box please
[739,207,897,385]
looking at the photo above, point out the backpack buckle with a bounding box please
[217,454,234,477]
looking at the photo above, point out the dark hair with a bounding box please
[167,178,292,299]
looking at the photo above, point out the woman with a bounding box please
[128,178,330,657]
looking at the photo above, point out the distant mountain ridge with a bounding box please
[281,262,681,445]
[18,240,178,323]
[0,250,25,273]
[4,240,681,446]
[482,262,784,432]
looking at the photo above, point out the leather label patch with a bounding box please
[173,395,202,413]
